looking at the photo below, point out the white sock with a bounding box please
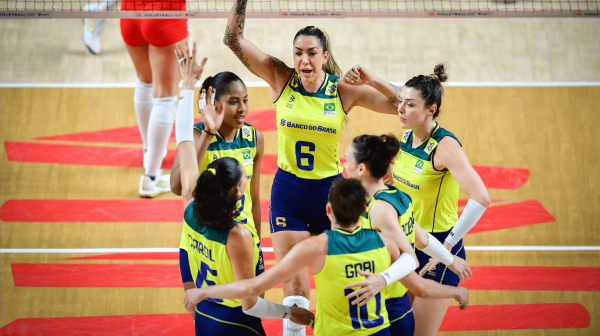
[145,96,177,177]
[133,78,153,160]
[282,296,309,336]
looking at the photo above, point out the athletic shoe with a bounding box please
[139,174,171,198]
[82,3,108,55]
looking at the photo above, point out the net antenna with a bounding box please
[1,0,598,18]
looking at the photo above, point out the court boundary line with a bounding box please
[1,82,600,89]
[1,246,599,253]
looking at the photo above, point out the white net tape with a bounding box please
[1,0,598,18]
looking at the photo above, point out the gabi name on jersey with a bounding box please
[345,260,375,278]
[188,234,215,262]
[280,119,337,134]
[393,172,420,190]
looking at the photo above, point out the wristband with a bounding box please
[446,199,486,247]
[203,129,216,136]
[379,252,417,286]
[176,90,195,146]
[243,297,292,319]
[420,233,453,266]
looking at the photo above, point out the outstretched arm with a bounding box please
[338,64,401,115]
[224,0,291,91]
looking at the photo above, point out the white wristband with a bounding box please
[243,297,292,319]
[446,199,486,247]
[176,90,195,146]
[421,233,453,266]
[380,252,417,286]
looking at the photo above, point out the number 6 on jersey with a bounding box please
[295,141,315,171]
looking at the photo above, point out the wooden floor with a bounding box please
[1,16,600,336]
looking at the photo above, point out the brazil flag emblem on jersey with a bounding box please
[324,103,336,116]
[414,159,424,173]
[242,150,252,165]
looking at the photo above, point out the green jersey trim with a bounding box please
[194,122,256,150]
[400,124,461,161]
[184,202,231,245]
[326,227,386,256]
[373,185,412,218]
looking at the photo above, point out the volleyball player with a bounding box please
[346,65,490,335]
[224,3,405,333]
[120,0,188,197]
[343,134,471,335]
[183,177,468,335]
[174,41,313,335]
[170,69,265,309]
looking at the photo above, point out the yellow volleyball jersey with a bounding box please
[190,122,259,243]
[180,202,261,309]
[361,185,416,299]
[273,69,346,180]
[314,226,391,335]
[392,124,462,233]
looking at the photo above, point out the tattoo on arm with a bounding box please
[224,0,258,75]
[388,83,402,104]
[267,55,290,76]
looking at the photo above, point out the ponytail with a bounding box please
[294,26,342,77]
[351,134,401,179]
[193,157,243,231]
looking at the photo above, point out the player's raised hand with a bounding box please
[182,288,205,314]
[343,64,373,86]
[290,307,315,327]
[176,39,208,90]
[344,269,387,307]
[201,87,224,134]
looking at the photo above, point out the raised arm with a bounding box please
[224,0,291,91]
[174,41,208,206]
[338,64,401,115]
[171,129,202,196]
[250,129,264,240]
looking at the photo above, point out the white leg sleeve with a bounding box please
[282,296,309,336]
[133,78,153,155]
[145,96,177,177]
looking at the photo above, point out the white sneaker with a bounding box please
[82,3,108,55]
[139,174,171,198]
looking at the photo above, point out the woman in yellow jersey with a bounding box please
[185,178,408,336]
[170,70,265,303]
[174,41,313,336]
[347,65,491,335]
[224,3,405,333]
[343,134,471,335]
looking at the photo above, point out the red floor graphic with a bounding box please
[464,266,600,291]
[473,165,530,190]
[34,109,277,144]
[65,253,179,260]
[467,200,555,234]
[13,263,599,291]
[0,303,589,335]
[0,199,183,223]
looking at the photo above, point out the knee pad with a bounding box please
[133,79,153,104]
[150,96,177,124]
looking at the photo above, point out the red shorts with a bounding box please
[120,18,188,47]
[120,0,188,47]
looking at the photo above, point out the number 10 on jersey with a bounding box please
[295,141,315,171]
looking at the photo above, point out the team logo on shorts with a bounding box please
[414,159,424,173]
[242,150,252,165]
[324,103,336,116]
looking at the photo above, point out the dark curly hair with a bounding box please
[352,134,400,179]
[404,64,448,119]
[193,157,243,231]
[201,71,245,103]
[328,178,368,227]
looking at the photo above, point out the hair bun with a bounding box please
[432,64,448,83]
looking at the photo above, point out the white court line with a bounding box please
[1,246,599,254]
[1,82,600,88]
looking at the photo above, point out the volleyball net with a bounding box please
[1,0,598,18]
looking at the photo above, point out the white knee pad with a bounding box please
[150,96,177,124]
[134,79,153,105]
[283,296,309,336]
